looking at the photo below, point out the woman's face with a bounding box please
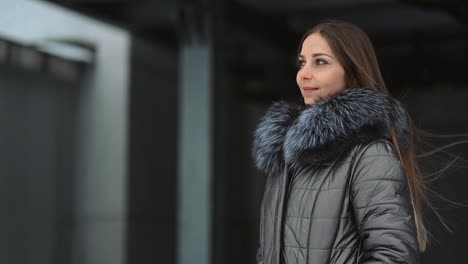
[296,33,347,105]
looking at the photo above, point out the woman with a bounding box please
[252,20,424,264]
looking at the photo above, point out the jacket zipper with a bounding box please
[279,166,295,264]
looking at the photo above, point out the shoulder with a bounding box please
[350,140,406,183]
[354,139,400,162]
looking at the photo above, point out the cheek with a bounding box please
[338,71,347,90]
[329,70,346,91]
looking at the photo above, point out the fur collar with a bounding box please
[252,87,411,174]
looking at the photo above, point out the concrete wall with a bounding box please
[0,63,63,264]
[0,1,130,263]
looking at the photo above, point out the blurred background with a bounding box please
[0,0,467,263]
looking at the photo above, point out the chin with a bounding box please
[303,98,316,105]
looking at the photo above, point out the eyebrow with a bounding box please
[298,53,334,59]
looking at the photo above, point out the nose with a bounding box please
[298,66,312,80]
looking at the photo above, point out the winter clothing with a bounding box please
[252,87,420,264]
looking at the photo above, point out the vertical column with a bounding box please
[176,2,214,264]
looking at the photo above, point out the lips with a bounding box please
[303,87,319,94]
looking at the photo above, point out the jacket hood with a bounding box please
[252,87,411,174]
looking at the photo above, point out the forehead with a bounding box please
[300,33,333,54]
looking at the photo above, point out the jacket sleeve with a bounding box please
[350,141,420,264]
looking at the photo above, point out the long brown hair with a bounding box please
[297,19,434,251]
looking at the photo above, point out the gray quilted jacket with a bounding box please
[252,88,420,264]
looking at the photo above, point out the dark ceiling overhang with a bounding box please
[42,0,468,98]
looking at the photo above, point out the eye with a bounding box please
[297,59,306,68]
[316,59,327,65]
